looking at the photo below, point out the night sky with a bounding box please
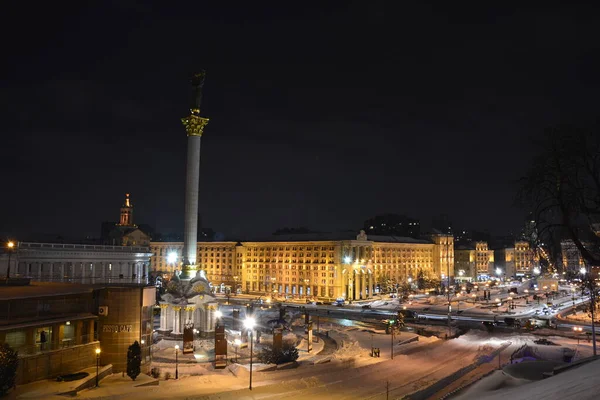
[1,2,599,241]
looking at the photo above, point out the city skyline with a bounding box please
[2,2,599,240]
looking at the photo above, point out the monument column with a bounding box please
[180,71,209,280]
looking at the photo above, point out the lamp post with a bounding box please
[573,326,583,345]
[524,289,529,304]
[174,345,179,379]
[95,348,101,387]
[535,287,540,304]
[304,279,310,299]
[234,338,241,363]
[244,317,256,390]
[5,241,15,280]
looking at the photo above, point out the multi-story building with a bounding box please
[454,241,494,281]
[149,241,239,291]
[453,246,475,282]
[495,241,532,278]
[475,241,494,278]
[150,231,454,301]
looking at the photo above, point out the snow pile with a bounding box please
[460,357,600,400]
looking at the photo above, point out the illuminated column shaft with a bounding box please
[183,134,201,266]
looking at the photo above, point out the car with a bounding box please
[362,304,372,309]
[315,301,323,305]
[336,302,344,307]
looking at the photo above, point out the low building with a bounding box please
[0,242,152,285]
[0,282,155,384]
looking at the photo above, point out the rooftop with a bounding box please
[0,281,150,301]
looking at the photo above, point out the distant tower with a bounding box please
[118,193,135,227]
[179,71,209,279]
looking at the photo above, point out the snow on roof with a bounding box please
[465,357,600,400]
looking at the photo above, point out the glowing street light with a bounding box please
[344,256,352,264]
[5,241,15,279]
[167,251,178,264]
[580,267,587,275]
[95,348,101,387]
[533,266,541,275]
[215,310,223,328]
[244,317,256,390]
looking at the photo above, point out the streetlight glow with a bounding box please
[244,317,256,330]
[7,241,14,249]
[215,310,223,319]
[167,252,178,264]
[343,256,352,264]
[580,267,587,275]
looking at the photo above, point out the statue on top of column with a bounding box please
[190,70,206,115]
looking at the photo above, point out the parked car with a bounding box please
[362,304,372,309]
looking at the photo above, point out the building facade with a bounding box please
[150,231,454,301]
[0,242,152,285]
[149,241,238,291]
[495,241,532,278]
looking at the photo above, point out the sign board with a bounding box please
[183,325,194,354]
[214,325,227,369]
[102,324,132,333]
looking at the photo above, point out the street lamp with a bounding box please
[244,317,256,390]
[234,338,241,363]
[5,241,15,280]
[304,279,310,298]
[573,326,583,345]
[174,345,179,379]
[95,348,101,387]
[524,289,529,304]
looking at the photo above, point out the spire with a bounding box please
[118,193,134,227]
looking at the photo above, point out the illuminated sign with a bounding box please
[102,324,133,333]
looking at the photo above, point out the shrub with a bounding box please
[257,342,299,365]
[0,343,19,396]
[126,341,142,381]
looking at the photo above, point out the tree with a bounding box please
[519,125,600,355]
[0,343,18,396]
[126,341,142,381]
[519,125,600,268]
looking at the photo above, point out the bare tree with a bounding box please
[519,124,600,355]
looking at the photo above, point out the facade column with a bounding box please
[361,270,366,299]
[60,263,65,282]
[159,304,168,331]
[172,306,181,334]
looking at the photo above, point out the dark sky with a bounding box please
[1,2,599,240]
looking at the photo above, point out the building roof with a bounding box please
[242,231,432,244]
[0,281,150,301]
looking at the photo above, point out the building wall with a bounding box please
[149,242,238,289]
[151,236,450,300]
[96,286,155,373]
[454,249,475,280]
[1,242,152,285]
[475,242,494,276]
[432,235,454,279]
[16,342,98,385]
